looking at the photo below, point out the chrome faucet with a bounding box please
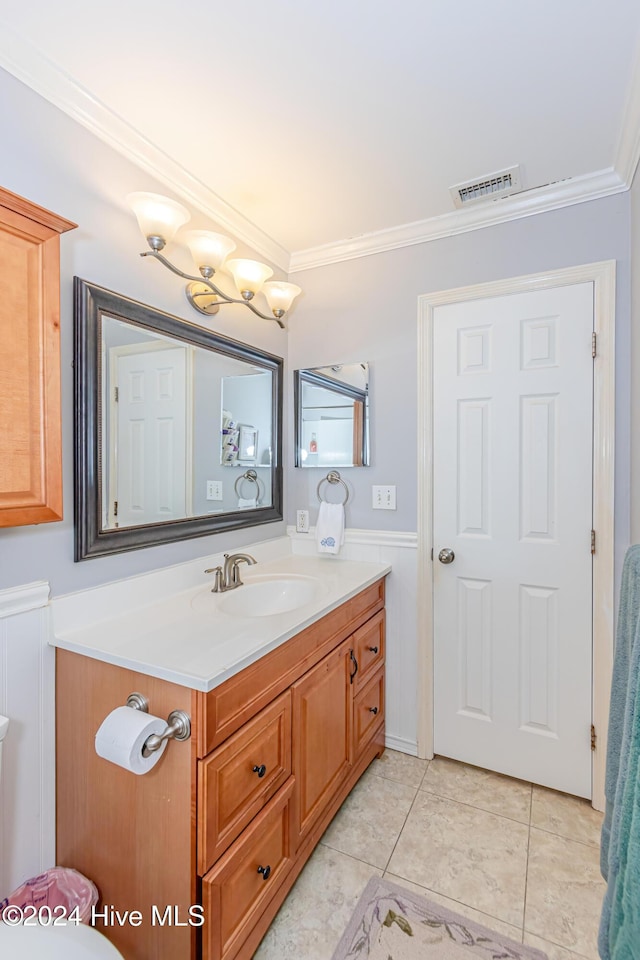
[205,553,257,592]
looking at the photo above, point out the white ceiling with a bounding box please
[2,0,640,269]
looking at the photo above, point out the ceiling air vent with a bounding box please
[450,165,522,209]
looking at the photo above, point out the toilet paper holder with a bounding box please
[126,692,191,757]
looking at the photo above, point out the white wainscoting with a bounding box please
[288,527,419,756]
[0,582,55,898]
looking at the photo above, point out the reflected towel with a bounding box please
[599,544,640,959]
[316,501,345,555]
[238,498,257,509]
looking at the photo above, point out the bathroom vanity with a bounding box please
[53,552,389,960]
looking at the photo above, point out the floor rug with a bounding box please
[331,877,547,960]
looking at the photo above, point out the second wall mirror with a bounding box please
[74,278,283,559]
[294,362,369,468]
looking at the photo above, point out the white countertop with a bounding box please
[51,548,390,692]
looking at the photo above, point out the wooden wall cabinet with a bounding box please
[56,578,386,960]
[0,187,76,527]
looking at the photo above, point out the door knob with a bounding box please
[438,548,455,564]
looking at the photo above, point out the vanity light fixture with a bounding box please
[127,192,301,329]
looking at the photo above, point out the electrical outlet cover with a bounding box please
[206,480,223,501]
[372,485,397,510]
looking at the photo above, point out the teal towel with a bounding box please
[599,544,640,959]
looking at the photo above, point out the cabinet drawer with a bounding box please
[198,691,291,873]
[202,779,294,960]
[353,666,385,756]
[352,610,384,691]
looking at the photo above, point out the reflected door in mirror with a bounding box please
[107,342,189,528]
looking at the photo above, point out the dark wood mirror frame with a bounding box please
[74,278,283,560]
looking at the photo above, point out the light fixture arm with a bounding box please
[140,250,286,329]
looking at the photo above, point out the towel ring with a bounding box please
[317,470,349,505]
[234,469,263,504]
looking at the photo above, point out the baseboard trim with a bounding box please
[0,581,50,619]
[385,734,418,757]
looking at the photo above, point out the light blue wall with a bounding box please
[287,196,631,587]
[0,65,632,598]
[0,68,289,596]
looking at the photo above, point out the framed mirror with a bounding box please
[294,362,369,468]
[74,278,283,559]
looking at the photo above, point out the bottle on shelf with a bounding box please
[309,432,318,454]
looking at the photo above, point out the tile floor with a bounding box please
[253,751,605,960]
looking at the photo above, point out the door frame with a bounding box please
[416,261,616,810]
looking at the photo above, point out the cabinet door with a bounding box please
[292,638,353,844]
[0,188,75,527]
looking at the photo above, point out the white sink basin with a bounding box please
[192,575,327,618]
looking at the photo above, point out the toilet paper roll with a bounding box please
[95,706,168,775]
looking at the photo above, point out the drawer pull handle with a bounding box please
[368,645,379,654]
[369,706,379,715]
[257,864,271,880]
[253,764,267,778]
[349,649,359,684]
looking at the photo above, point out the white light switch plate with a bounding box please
[372,485,396,510]
[206,480,223,501]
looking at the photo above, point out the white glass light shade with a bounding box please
[127,192,190,246]
[226,258,273,298]
[184,230,236,271]
[262,281,302,316]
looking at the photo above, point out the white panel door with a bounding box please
[115,346,188,527]
[433,283,593,797]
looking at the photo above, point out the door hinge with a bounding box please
[591,529,596,554]
[114,501,118,517]
[592,332,597,358]
[114,386,119,402]
[591,724,597,751]
[430,547,434,561]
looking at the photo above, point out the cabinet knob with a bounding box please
[369,706,379,715]
[253,764,267,778]
[368,646,379,654]
[257,864,271,880]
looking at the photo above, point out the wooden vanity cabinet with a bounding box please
[0,187,76,527]
[56,577,386,960]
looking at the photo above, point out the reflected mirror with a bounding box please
[294,363,369,468]
[74,279,283,559]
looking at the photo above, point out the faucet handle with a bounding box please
[204,566,224,593]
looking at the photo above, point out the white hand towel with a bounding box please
[238,497,257,509]
[316,501,345,555]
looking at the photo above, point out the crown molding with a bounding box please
[614,40,640,188]
[0,29,291,272]
[1,25,636,276]
[289,168,627,272]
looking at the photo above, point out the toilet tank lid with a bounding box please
[0,715,8,741]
